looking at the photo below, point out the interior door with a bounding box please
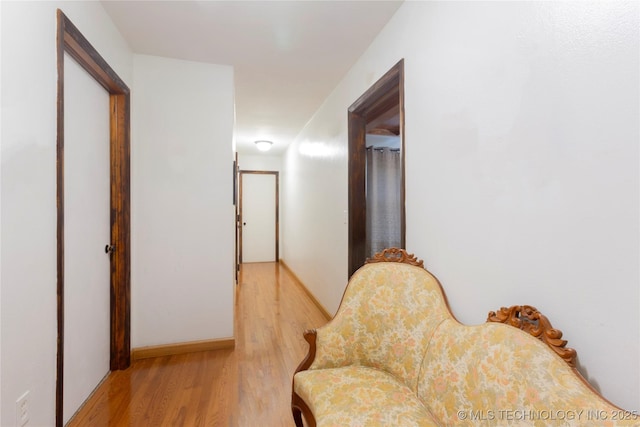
[62,52,111,424]
[241,172,277,263]
[234,153,239,281]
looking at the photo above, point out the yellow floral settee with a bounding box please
[291,248,638,427]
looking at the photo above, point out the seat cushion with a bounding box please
[294,366,438,427]
[310,262,453,393]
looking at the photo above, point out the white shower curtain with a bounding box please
[366,147,402,258]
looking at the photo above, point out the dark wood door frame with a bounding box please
[238,170,280,264]
[234,153,239,282]
[348,59,405,277]
[56,10,131,427]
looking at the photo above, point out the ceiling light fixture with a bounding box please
[255,140,273,152]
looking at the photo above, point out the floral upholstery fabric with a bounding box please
[419,320,637,426]
[294,365,439,427]
[294,261,636,427]
[309,262,452,393]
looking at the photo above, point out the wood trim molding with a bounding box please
[131,338,236,361]
[56,9,130,427]
[279,260,332,321]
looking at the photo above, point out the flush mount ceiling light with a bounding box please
[255,140,273,152]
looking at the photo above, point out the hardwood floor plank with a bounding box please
[67,262,328,426]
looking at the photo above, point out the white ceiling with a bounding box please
[100,0,403,154]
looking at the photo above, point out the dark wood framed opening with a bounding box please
[56,9,131,427]
[348,59,405,277]
[238,170,280,264]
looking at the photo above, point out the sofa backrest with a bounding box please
[419,319,633,425]
[310,261,453,393]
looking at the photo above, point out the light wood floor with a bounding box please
[68,262,329,426]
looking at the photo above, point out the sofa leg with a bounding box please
[292,391,316,427]
[292,407,304,427]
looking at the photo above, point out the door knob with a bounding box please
[105,244,115,254]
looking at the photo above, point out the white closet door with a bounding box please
[63,53,111,424]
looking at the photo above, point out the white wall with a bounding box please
[238,153,282,172]
[132,54,235,347]
[282,1,639,411]
[282,118,350,314]
[0,1,132,425]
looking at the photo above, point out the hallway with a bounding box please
[68,262,329,426]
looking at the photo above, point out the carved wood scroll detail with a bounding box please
[365,248,424,268]
[487,305,577,367]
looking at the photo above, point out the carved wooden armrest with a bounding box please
[487,305,577,367]
[366,247,424,268]
[293,329,317,375]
